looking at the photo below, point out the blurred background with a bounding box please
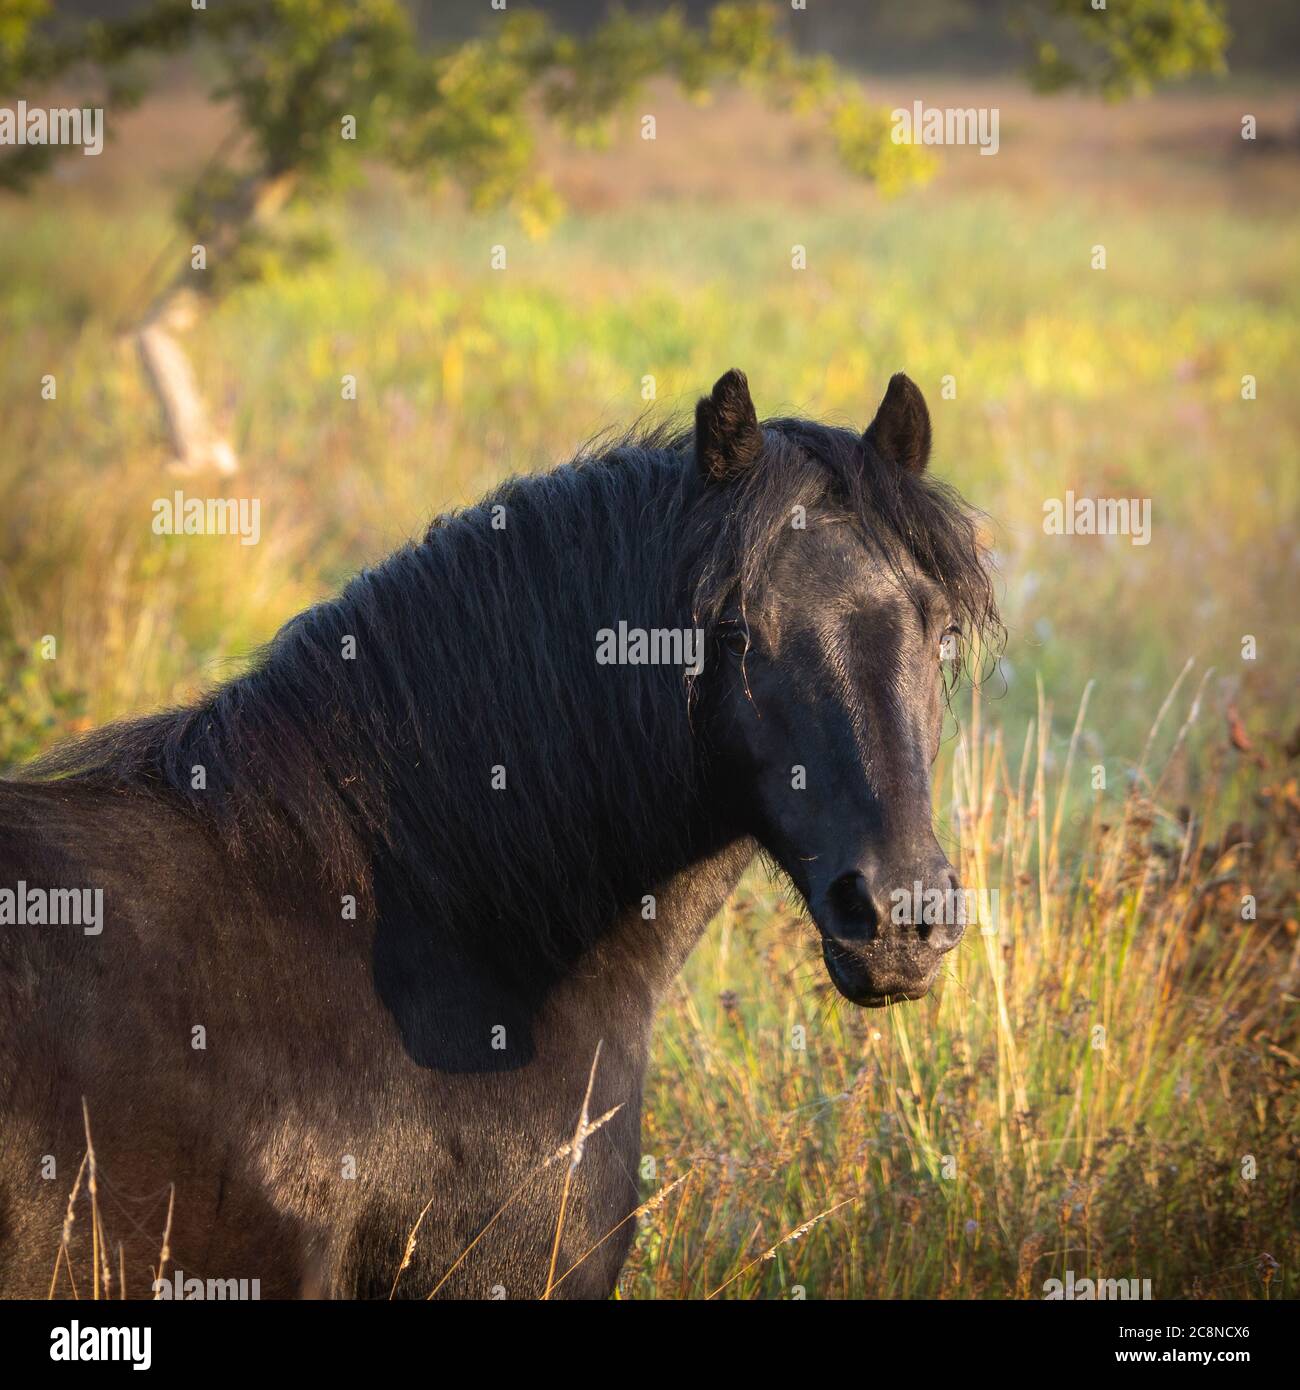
[2,1,1297,1299]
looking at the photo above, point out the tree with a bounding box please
[1017,0,1230,99]
[0,0,1231,473]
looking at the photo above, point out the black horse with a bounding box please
[0,370,998,1299]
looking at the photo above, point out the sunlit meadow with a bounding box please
[1,78,1296,1297]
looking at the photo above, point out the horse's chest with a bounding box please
[294,846,753,1296]
[317,1030,646,1298]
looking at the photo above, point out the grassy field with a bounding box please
[1,76,1297,1297]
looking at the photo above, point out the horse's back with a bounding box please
[0,776,242,1056]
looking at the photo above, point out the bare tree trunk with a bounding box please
[134,170,296,478]
[137,284,238,476]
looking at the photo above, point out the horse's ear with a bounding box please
[863,373,931,474]
[696,369,762,482]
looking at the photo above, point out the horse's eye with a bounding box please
[939,625,961,662]
[718,625,750,656]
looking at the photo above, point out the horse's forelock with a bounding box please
[692,417,1003,675]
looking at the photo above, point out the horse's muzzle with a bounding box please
[815,863,965,1006]
[820,937,947,1007]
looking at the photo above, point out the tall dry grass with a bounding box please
[624,676,1298,1298]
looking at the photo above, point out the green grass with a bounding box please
[4,188,1296,757]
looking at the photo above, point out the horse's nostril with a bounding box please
[826,871,880,941]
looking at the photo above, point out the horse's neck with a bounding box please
[303,469,738,983]
[541,835,755,1025]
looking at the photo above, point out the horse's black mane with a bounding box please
[26,416,999,971]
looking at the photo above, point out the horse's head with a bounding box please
[694,369,997,1008]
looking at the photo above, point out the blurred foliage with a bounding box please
[0,0,924,289]
[0,0,1236,294]
[0,638,86,767]
[1019,0,1230,98]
